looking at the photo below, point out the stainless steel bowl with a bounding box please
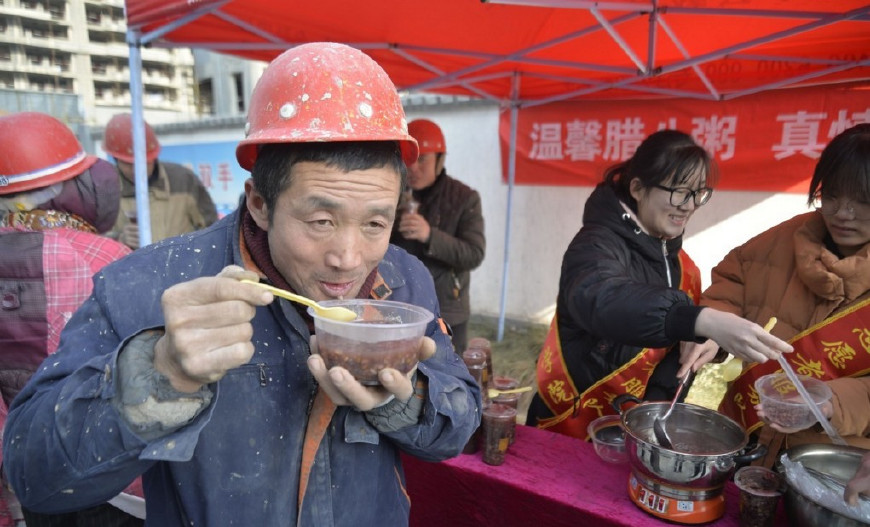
[779,444,869,527]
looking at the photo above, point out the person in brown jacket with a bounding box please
[681,123,870,458]
[103,113,218,249]
[391,119,485,353]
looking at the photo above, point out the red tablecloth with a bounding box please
[401,424,789,527]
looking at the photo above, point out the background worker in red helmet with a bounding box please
[4,43,481,526]
[391,118,486,353]
[103,113,218,249]
[0,112,143,526]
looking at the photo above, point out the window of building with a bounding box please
[197,78,214,115]
[88,30,107,44]
[233,72,244,113]
[52,57,69,72]
[48,4,65,20]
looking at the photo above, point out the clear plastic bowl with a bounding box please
[309,299,433,385]
[754,373,833,429]
[588,414,628,464]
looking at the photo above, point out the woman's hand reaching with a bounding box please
[679,309,792,377]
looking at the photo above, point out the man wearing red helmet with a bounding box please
[5,43,481,526]
[391,119,486,353]
[103,113,218,249]
[0,112,142,526]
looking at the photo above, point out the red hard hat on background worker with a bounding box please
[0,111,121,232]
[235,42,418,171]
[0,112,97,195]
[407,119,446,154]
[103,112,161,163]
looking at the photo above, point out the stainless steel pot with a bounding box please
[613,394,766,490]
[779,443,869,527]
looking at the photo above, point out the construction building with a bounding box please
[0,0,196,127]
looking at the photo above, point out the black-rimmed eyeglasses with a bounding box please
[652,184,713,207]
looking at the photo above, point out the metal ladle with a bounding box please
[653,370,693,449]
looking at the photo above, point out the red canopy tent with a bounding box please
[125,0,870,104]
[121,0,870,336]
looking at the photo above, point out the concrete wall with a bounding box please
[148,103,812,326]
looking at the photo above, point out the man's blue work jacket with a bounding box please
[4,207,482,526]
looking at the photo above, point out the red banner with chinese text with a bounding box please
[500,85,870,192]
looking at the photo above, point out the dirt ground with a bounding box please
[467,316,730,425]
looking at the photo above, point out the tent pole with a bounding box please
[497,75,520,341]
[126,29,152,247]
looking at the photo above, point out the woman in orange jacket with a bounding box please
[682,123,870,453]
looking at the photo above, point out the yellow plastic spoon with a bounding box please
[487,386,533,399]
[722,317,777,381]
[240,279,357,322]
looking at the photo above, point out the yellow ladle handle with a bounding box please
[721,317,777,382]
[240,279,315,309]
[487,386,533,399]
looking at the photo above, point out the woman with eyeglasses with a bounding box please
[681,123,870,463]
[527,129,792,437]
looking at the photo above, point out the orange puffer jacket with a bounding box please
[702,211,870,449]
[827,376,870,443]
[703,211,870,341]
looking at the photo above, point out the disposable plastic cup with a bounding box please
[309,299,433,385]
[734,466,785,527]
[754,373,832,429]
[482,403,517,466]
[588,414,627,464]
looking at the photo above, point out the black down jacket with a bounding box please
[527,183,705,425]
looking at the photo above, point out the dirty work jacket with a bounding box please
[4,207,481,527]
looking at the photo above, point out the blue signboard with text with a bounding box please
[159,141,249,218]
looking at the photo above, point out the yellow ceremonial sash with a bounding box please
[535,250,701,439]
[720,296,870,434]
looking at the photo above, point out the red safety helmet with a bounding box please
[103,112,161,163]
[0,112,97,195]
[408,119,446,154]
[236,42,418,171]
